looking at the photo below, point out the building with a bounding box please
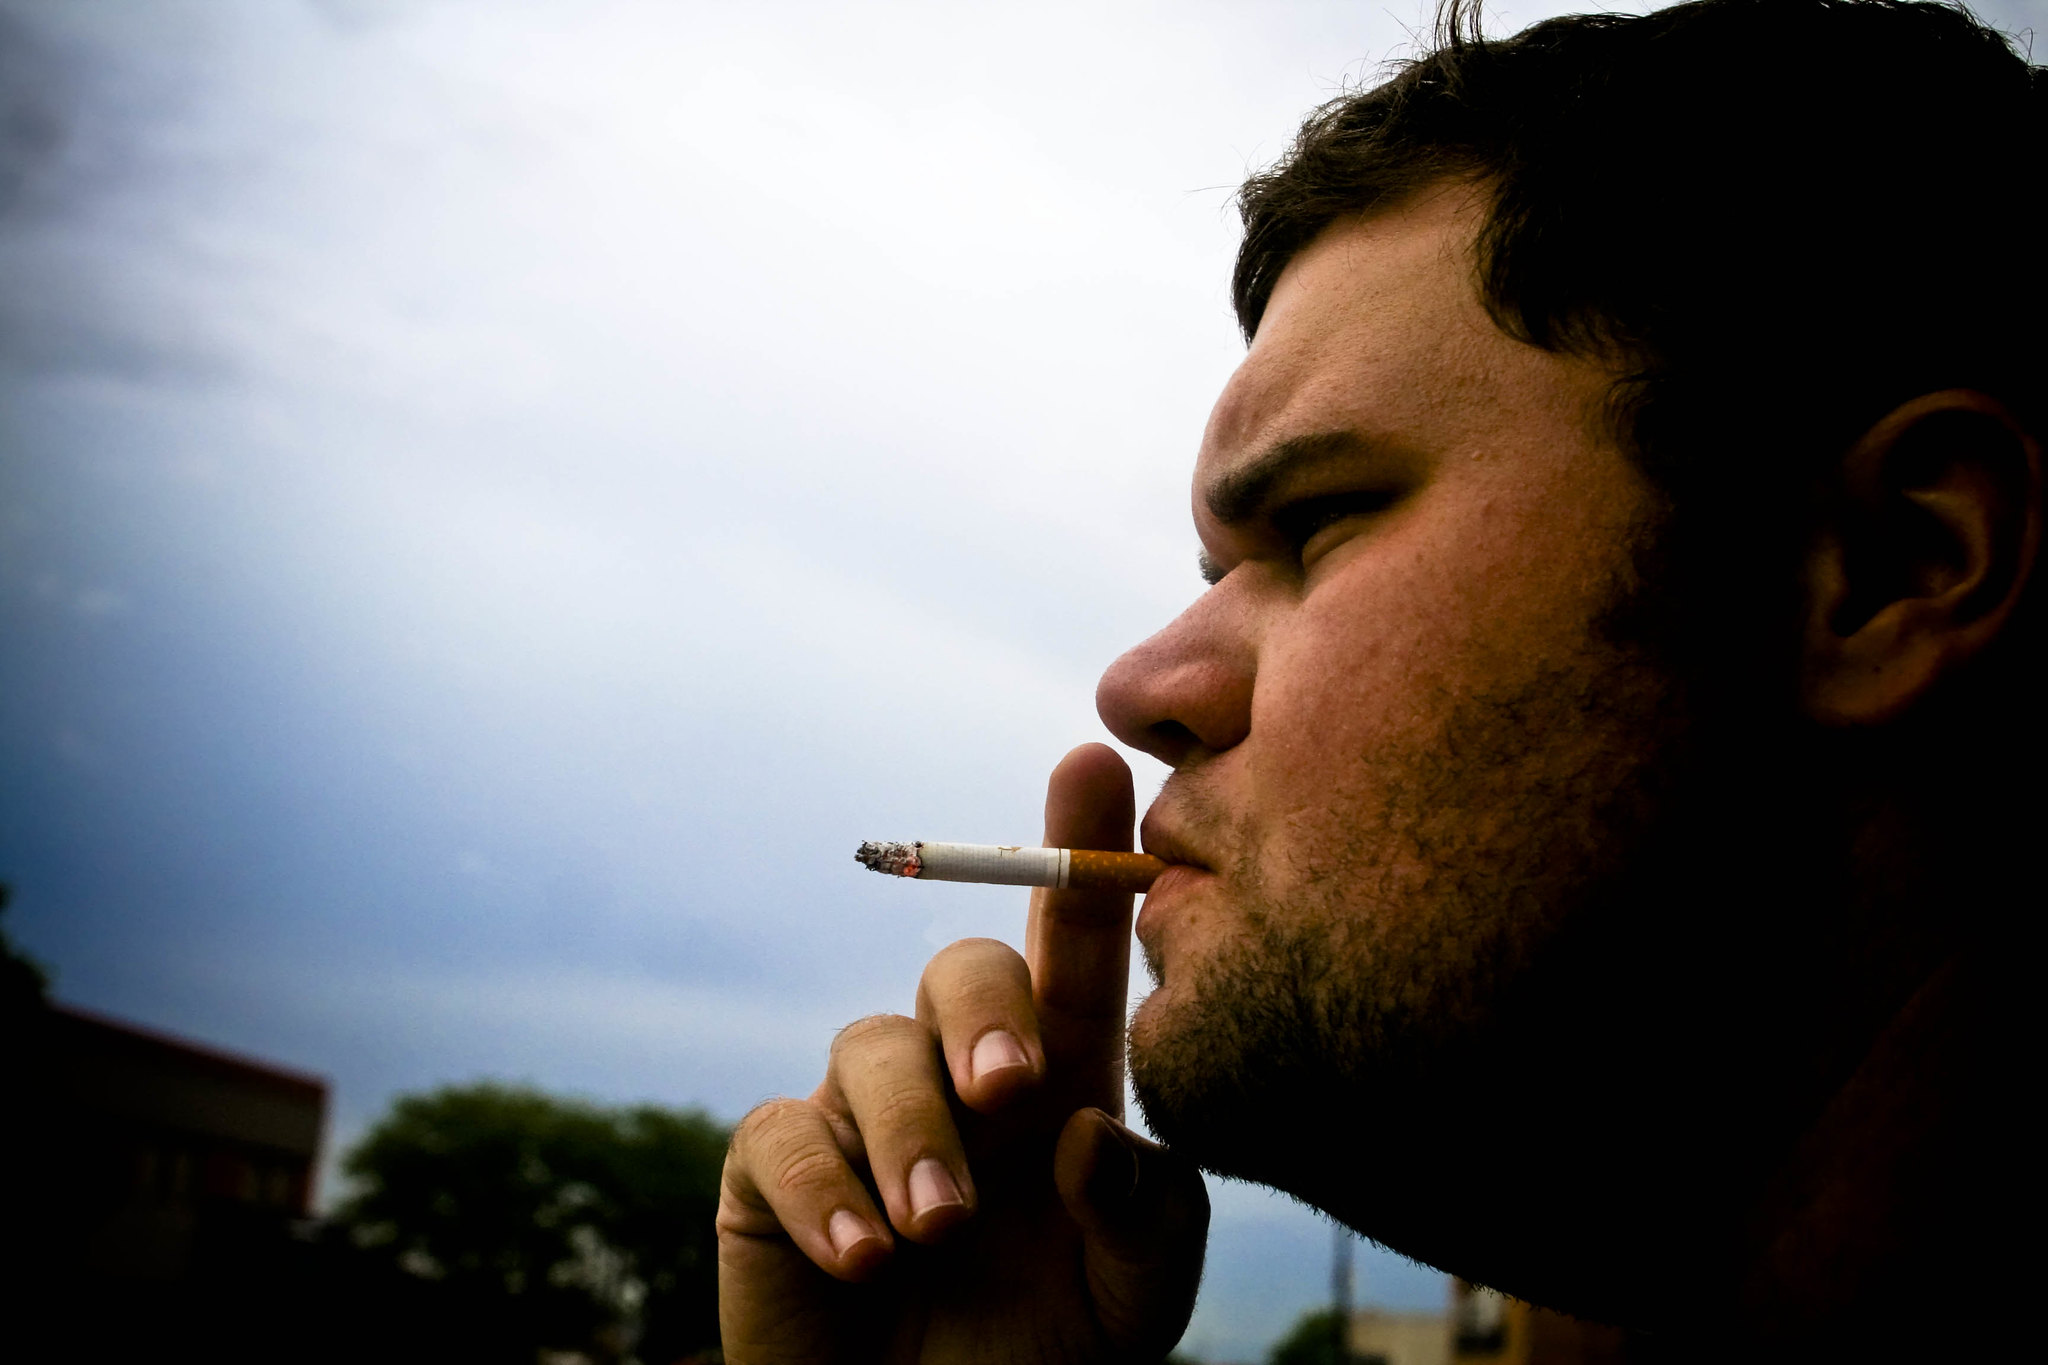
[31,1003,328,1276]
[1446,1280,1627,1365]
[1342,1281,1629,1365]
[1350,1306,1454,1365]
[7,1002,329,1357]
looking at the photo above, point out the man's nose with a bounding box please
[1095,591,1255,766]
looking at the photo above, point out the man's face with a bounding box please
[1098,187,1686,1200]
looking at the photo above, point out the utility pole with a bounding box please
[1330,1222,1355,1365]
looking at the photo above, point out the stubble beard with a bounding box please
[1120,494,1835,1321]
[1125,607,1699,1215]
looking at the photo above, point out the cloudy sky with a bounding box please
[4,1,2042,1358]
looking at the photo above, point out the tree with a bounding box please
[1268,1308,1350,1365]
[336,1082,729,1364]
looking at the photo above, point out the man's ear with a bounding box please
[1802,389,2042,726]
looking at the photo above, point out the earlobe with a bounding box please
[1800,390,2042,727]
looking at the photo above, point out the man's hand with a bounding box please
[717,743,1209,1363]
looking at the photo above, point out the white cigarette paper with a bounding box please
[855,840,1167,892]
[859,841,1070,888]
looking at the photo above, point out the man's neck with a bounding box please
[1716,790,2026,1360]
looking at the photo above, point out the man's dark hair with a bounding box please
[1237,0,2043,439]
[1237,0,2043,725]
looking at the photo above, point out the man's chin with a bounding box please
[1125,938,1346,1195]
[1125,915,1464,1211]
[1127,997,1250,1181]
[1124,979,1175,1055]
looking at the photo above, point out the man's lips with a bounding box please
[1134,813,1215,947]
[1135,861,1206,953]
[1137,811,1211,874]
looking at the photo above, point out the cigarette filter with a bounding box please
[855,840,1167,893]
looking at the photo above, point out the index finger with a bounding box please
[1024,742,1137,1114]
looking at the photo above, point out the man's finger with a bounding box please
[1025,743,1137,1112]
[915,937,1045,1113]
[823,1013,978,1243]
[717,1098,890,1364]
[718,1097,893,1281]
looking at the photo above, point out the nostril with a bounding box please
[1148,719,1200,757]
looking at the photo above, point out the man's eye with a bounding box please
[1270,491,1397,562]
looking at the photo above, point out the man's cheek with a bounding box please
[1250,656,1409,801]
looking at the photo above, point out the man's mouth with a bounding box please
[1137,810,1212,873]
[1134,809,1218,950]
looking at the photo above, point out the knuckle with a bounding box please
[729,1096,809,1159]
[774,1144,852,1198]
[832,1012,921,1057]
[927,943,1033,1013]
[839,1010,921,1055]
[930,935,1016,965]
[865,1079,948,1134]
[732,1101,857,1198]
[926,937,1025,982]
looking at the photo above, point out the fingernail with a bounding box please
[907,1157,966,1219]
[1083,1111,1142,1213]
[828,1209,877,1258]
[970,1029,1029,1081]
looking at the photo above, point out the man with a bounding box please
[718,1,2042,1359]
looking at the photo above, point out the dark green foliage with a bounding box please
[1268,1308,1349,1365]
[336,1082,729,1364]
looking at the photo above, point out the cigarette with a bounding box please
[856,840,1167,893]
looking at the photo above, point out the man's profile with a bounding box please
[717,2,2043,1360]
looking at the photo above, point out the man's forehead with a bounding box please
[1194,188,1626,521]
[1196,192,1489,494]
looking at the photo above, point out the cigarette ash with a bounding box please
[856,840,922,878]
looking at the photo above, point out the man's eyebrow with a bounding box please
[1202,430,1381,525]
